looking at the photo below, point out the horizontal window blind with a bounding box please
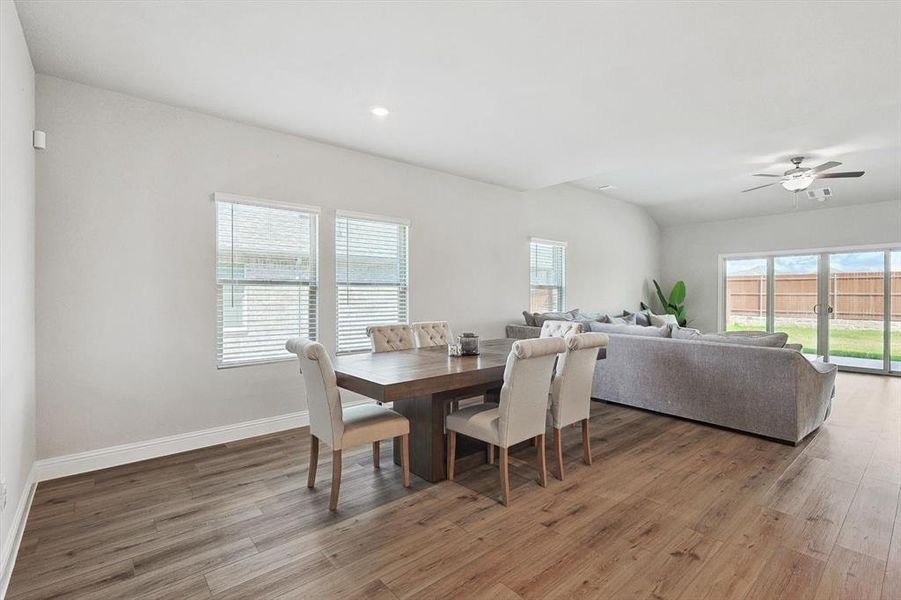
[336,214,409,354]
[530,238,566,313]
[216,199,318,367]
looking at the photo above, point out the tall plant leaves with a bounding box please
[653,280,668,310]
[652,278,688,326]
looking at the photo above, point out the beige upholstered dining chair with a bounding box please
[540,320,583,338]
[548,332,608,480]
[445,336,565,506]
[367,323,416,353]
[286,337,411,511]
[412,320,472,412]
[412,321,454,347]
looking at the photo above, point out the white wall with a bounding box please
[660,200,901,332]
[0,0,36,579]
[35,75,659,459]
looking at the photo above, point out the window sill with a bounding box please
[217,356,297,370]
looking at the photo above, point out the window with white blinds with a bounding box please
[530,238,566,313]
[336,213,409,354]
[216,195,319,367]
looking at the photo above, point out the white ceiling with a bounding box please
[15,1,901,225]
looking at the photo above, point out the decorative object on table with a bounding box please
[652,279,688,327]
[447,342,463,357]
[459,333,480,356]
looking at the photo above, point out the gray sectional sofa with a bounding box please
[505,316,837,444]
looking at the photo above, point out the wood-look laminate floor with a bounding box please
[8,372,900,599]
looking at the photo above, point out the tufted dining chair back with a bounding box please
[549,333,608,428]
[496,337,566,447]
[412,321,454,347]
[286,337,344,448]
[367,324,416,353]
[540,320,583,339]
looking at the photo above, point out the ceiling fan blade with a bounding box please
[809,160,842,174]
[815,171,865,179]
[751,173,782,177]
[741,182,779,193]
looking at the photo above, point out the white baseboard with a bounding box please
[0,465,36,600]
[34,410,309,482]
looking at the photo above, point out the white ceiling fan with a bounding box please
[741,156,865,193]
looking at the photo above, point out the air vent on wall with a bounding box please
[805,187,833,201]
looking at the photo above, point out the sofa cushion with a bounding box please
[672,328,788,348]
[533,308,580,327]
[587,322,671,338]
[635,309,652,327]
[649,312,679,327]
[573,310,607,322]
[522,310,537,327]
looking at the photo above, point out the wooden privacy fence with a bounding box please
[727,272,901,320]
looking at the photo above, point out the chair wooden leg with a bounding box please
[307,435,319,488]
[447,431,457,481]
[499,447,510,506]
[553,427,565,481]
[329,450,342,511]
[536,434,548,488]
[487,443,495,465]
[582,419,592,465]
[401,434,411,488]
[372,441,380,469]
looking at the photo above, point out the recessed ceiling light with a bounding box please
[370,106,390,118]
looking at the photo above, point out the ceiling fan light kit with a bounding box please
[781,173,814,192]
[741,156,865,194]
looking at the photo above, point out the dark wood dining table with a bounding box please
[333,338,515,482]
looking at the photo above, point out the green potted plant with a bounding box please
[652,279,688,327]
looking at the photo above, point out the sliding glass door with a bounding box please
[723,258,767,332]
[891,251,900,373]
[773,255,819,357]
[827,252,886,370]
[723,246,900,374]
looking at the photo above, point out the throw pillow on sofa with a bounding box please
[573,310,607,322]
[635,309,653,327]
[649,312,679,327]
[609,312,637,325]
[522,310,537,327]
[533,308,580,327]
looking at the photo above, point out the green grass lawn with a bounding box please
[729,323,901,361]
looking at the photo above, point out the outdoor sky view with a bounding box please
[727,251,901,275]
